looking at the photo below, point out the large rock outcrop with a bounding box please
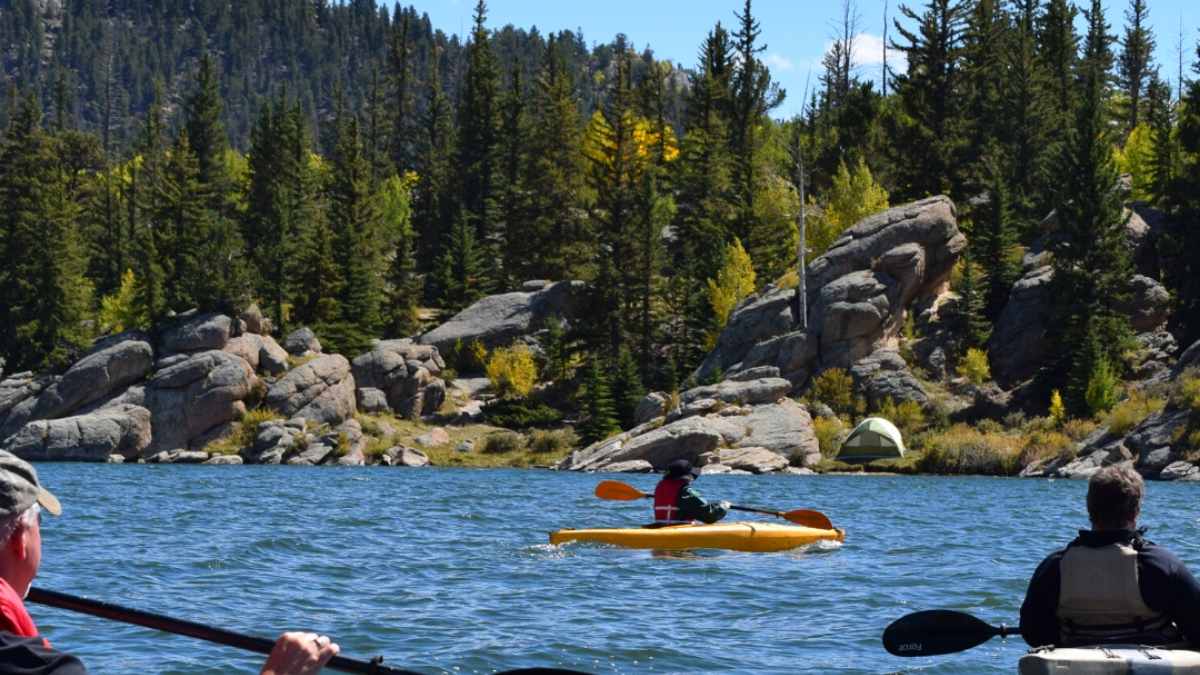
[3,405,152,461]
[697,197,965,387]
[265,354,356,425]
[160,312,234,354]
[351,341,446,419]
[557,379,820,472]
[418,280,585,352]
[0,335,153,436]
[144,350,258,452]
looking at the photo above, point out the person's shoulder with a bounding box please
[1138,540,1190,570]
[0,632,87,674]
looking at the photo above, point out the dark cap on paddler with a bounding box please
[666,458,699,480]
[0,450,61,518]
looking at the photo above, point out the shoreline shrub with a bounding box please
[486,344,538,399]
[481,431,527,454]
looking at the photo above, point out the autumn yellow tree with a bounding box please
[806,157,890,258]
[705,238,756,348]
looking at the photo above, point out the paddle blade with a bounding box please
[781,509,833,530]
[594,480,650,501]
[882,610,1002,657]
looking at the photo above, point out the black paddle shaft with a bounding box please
[27,587,417,675]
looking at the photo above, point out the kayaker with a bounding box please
[1019,464,1200,648]
[653,459,730,524]
[0,450,339,674]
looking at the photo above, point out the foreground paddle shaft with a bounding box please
[28,587,416,675]
[882,609,1017,657]
[593,480,835,530]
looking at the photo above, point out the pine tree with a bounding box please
[132,85,167,325]
[578,357,620,445]
[975,157,1019,323]
[456,0,502,288]
[379,173,421,337]
[1116,0,1155,134]
[327,114,382,351]
[0,94,94,371]
[496,61,529,287]
[434,214,488,315]
[1036,0,1080,140]
[1167,44,1200,346]
[611,346,646,430]
[525,34,585,280]
[414,42,456,294]
[1004,0,1053,222]
[889,0,969,200]
[954,251,991,351]
[185,52,228,189]
[959,0,1008,197]
[1050,0,1132,412]
[389,9,415,174]
[1145,74,1177,205]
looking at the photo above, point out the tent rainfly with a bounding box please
[837,417,907,463]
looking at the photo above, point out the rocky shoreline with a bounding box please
[1,196,1196,481]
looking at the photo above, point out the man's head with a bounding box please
[1087,464,1144,530]
[0,451,60,596]
[665,458,699,481]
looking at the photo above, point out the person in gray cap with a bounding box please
[0,451,339,674]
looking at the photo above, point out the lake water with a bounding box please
[29,465,1200,674]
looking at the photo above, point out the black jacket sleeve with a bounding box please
[0,633,87,675]
[1137,545,1200,647]
[1020,550,1065,647]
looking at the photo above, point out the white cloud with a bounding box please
[764,53,796,72]
[823,32,907,74]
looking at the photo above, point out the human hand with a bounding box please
[260,631,340,675]
[718,500,731,510]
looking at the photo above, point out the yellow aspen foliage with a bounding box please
[705,238,756,348]
[486,344,539,399]
[1049,389,1066,426]
[98,269,142,334]
[806,157,890,258]
[956,348,992,384]
[1113,124,1154,202]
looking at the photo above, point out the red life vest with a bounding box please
[653,477,689,523]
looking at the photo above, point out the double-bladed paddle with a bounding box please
[28,587,591,674]
[881,609,1016,657]
[593,479,835,530]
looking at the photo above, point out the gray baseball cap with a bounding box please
[0,451,61,518]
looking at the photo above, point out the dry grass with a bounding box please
[916,424,1025,475]
[1105,392,1165,436]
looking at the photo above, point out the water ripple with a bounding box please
[26,466,1200,673]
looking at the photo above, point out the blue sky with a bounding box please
[409,0,1200,118]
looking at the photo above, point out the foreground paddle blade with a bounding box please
[595,480,650,501]
[781,509,833,530]
[882,609,1002,657]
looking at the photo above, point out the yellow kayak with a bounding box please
[548,521,846,552]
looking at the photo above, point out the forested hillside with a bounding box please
[1,0,1199,437]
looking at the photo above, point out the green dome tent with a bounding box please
[837,417,907,463]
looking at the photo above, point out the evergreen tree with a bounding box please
[1116,0,1155,134]
[379,174,421,337]
[414,43,456,294]
[1049,0,1132,412]
[889,0,969,200]
[975,157,1020,322]
[1004,0,1053,222]
[578,357,620,445]
[327,114,382,352]
[496,62,530,287]
[525,34,586,280]
[1036,0,1080,139]
[1167,44,1200,346]
[0,94,94,371]
[611,346,645,430]
[457,0,503,287]
[434,214,488,315]
[132,86,167,325]
[959,0,1007,197]
[389,10,415,174]
[1146,74,1177,205]
[185,52,228,189]
[954,251,991,351]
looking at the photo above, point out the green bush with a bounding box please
[1106,391,1165,436]
[1170,370,1200,414]
[811,368,855,417]
[876,398,926,436]
[813,416,847,458]
[957,348,991,384]
[484,399,564,429]
[1084,355,1120,415]
[481,431,527,454]
[917,424,1022,475]
[529,428,579,454]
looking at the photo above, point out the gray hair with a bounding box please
[0,503,38,546]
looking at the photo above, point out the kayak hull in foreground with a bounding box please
[548,521,845,552]
[1019,645,1200,674]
